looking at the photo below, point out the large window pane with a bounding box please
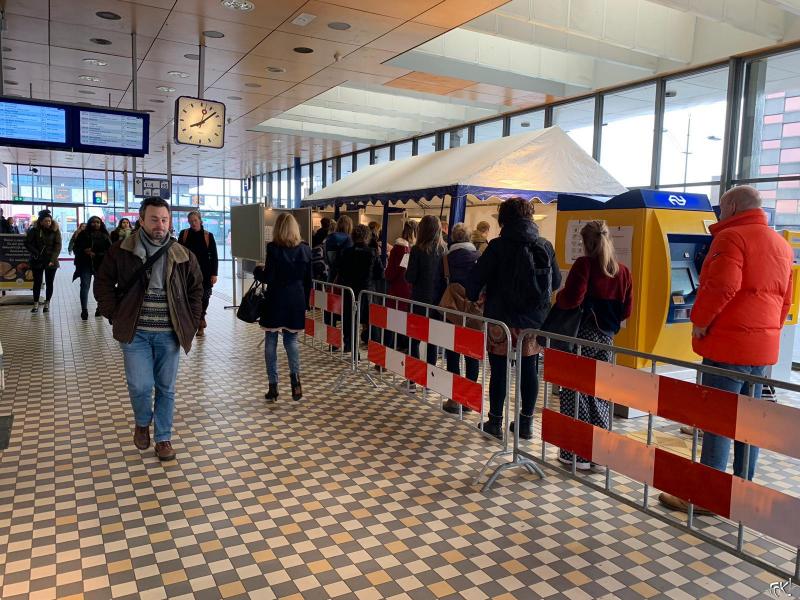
[473,119,503,143]
[324,159,335,186]
[271,172,279,204]
[16,166,51,202]
[601,85,656,187]
[660,68,728,186]
[355,150,370,171]
[374,146,390,164]
[52,167,84,204]
[300,164,310,199]
[444,127,467,149]
[311,162,322,193]
[340,155,354,179]
[172,174,198,207]
[509,110,545,135]
[416,135,436,156]
[280,169,290,206]
[553,99,595,156]
[394,141,412,161]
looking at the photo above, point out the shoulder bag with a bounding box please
[237,279,266,323]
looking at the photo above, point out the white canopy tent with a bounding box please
[303,126,627,208]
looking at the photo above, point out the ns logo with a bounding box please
[667,194,687,207]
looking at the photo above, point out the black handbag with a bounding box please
[237,280,266,323]
[538,305,584,352]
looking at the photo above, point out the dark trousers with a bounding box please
[488,353,538,419]
[445,350,479,381]
[32,268,56,303]
[383,331,409,353]
[201,285,212,320]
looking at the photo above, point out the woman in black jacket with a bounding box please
[405,215,446,370]
[25,210,62,314]
[467,198,561,440]
[337,224,384,352]
[253,213,312,403]
[73,216,112,320]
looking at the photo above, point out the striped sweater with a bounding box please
[137,291,172,331]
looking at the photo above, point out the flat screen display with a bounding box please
[0,98,69,149]
[75,107,148,156]
[671,267,695,295]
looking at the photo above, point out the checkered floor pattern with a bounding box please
[0,271,791,599]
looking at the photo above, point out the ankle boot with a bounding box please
[290,374,303,401]
[482,413,503,440]
[81,308,89,320]
[42,301,50,313]
[31,302,39,314]
[510,413,534,440]
[264,383,279,403]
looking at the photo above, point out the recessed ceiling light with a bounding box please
[520,121,530,128]
[3,80,17,85]
[293,47,314,54]
[328,22,351,30]
[291,13,316,27]
[4,66,15,71]
[244,82,261,88]
[266,66,286,73]
[156,86,175,92]
[150,99,165,103]
[83,58,109,67]
[2,47,10,52]
[168,70,190,78]
[184,53,200,60]
[220,0,255,11]
[79,90,96,95]
[227,95,242,100]
[96,11,121,20]
[79,75,101,82]
[665,90,677,98]
[91,38,112,46]
[203,30,225,38]
[144,109,156,113]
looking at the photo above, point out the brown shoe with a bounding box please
[196,326,205,337]
[658,492,713,516]
[155,441,176,461]
[134,425,150,450]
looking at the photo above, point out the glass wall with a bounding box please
[416,135,436,155]
[355,150,370,171]
[340,154,354,179]
[553,98,596,156]
[601,85,657,187]
[374,146,390,165]
[444,127,467,149]
[509,110,545,135]
[311,162,322,194]
[394,141,412,161]
[473,119,503,143]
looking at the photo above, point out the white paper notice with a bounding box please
[399,253,410,269]
[565,220,633,273]
[264,225,274,244]
[566,220,591,264]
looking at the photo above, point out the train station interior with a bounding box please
[1,1,800,599]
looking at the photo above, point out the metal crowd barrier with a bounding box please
[303,280,377,392]
[357,289,521,469]
[483,327,800,583]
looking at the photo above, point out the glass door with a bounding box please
[49,205,82,260]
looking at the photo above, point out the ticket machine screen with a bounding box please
[666,234,711,323]
[670,268,695,296]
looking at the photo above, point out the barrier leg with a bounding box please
[482,454,545,492]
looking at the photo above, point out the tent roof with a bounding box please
[303,126,627,208]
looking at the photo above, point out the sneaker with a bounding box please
[558,455,592,471]
[155,441,176,461]
[30,302,39,314]
[134,425,150,450]
[42,302,50,313]
[658,492,713,516]
[81,309,89,320]
[290,374,303,401]
[95,307,102,317]
[264,383,279,403]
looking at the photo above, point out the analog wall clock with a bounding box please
[174,96,225,148]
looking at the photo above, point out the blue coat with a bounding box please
[254,242,312,331]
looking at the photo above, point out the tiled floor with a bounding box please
[0,271,791,599]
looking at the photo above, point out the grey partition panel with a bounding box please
[387,212,405,244]
[231,203,266,262]
[264,208,312,246]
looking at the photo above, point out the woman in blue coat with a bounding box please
[253,213,312,403]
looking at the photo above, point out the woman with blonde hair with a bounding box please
[253,212,312,402]
[555,220,633,469]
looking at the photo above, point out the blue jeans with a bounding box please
[79,270,93,311]
[120,331,181,443]
[699,359,766,481]
[265,331,301,384]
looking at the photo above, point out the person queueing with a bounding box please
[325,215,354,283]
[68,223,86,255]
[405,215,447,374]
[555,221,633,468]
[73,216,112,320]
[25,210,62,314]
[95,197,204,461]
[659,185,793,514]
[311,217,332,282]
[442,223,479,413]
[384,220,418,353]
[178,211,219,337]
[470,221,490,255]
[110,217,133,243]
[468,198,560,439]
[337,224,384,354]
[254,213,312,403]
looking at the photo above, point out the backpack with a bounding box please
[311,244,329,281]
[508,238,553,312]
[180,229,210,248]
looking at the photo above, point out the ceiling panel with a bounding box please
[335,47,411,77]
[413,0,510,29]
[320,0,441,20]
[4,14,50,45]
[173,0,306,28]
[49,0,171,37]
[228,54,323,84]
[159,11,273,52]
[49,22,156,57]
[211,72,297,96]
[367,21,445,53]
[278,1,403,45]
[250,31,360,67]
[1,40,51,65]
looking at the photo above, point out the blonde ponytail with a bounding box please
[581,221,619,277]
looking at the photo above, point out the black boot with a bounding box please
[81,308,88,320]
[95,307,102,317]
[264,383,278,403]
[290,374,303,401]
[510,413,534,440]
[482,413,503,440]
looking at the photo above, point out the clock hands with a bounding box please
[189,111,218,128]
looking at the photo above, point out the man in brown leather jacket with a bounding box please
[95,197,204,461]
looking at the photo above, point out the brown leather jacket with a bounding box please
[94,230,204,353]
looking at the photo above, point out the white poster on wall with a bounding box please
[565,220,633,273]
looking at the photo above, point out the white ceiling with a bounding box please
[2,0,800,179]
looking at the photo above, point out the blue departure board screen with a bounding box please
[0,98,69,149]
[74,107,148,157]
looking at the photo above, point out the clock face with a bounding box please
[174,96,225,148]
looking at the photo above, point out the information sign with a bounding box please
[92,191,108,205]
[134,177,170,199]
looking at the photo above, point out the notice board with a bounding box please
[231,203,266,262]
[0,234,34,289]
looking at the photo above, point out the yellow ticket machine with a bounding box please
[556,189,715,372]
[772,230,800,380]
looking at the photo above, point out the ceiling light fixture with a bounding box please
[168,70,190,78]
[79,90,96,95]
[156,86,175,92]
[665,90,677,98]
[91,38,112,46]
[150,99,165,103]
[2,47,10,52]
[293,47,313,54]
[244,82,261,88]
[291,13,316,27]
[184,53,200,60]
[220,0,255,11]
[266,66,285,73]
[328,22,351,30]
[96,11,122,20]
[203,30,225,38]
[79,75,101,82]
[227,95,242,100]
[3,80,18,85]
[4,66,15,71]
[83,58,109,67]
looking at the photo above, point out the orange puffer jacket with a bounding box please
[691,209,793,366]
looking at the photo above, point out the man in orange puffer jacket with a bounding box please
[660,186,793,514]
